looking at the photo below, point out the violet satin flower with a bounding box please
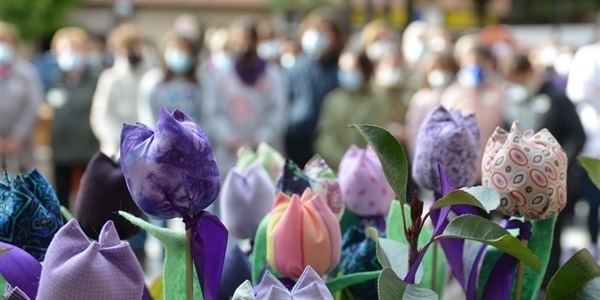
[0,169,64,261]
[412,105,480,194]
[120,107,221,219]
[482,121,568,219]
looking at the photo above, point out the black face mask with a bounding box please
[127,52,142,67]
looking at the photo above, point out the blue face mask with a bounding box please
[164,50,192,74]
[457,64,485,87]
[0,42,13,65]
[338,70,364,92]
[57,52,85,72]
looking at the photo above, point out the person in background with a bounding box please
[285,8,346,167]
[425,26,454,55]
[138,34,203,126]
[0,21,44,174]
[405,52,459,158]
[360,20,397,67]
[90,23,148,158]
[173,14,202,53]
[315,49,389,171]
[401,21,430,99]
[256,21,281,63]
[278,35,301,70]
[566,16,600,256]
[87,34,109,72]
[198,26,232,86]
[204,17,287,177]
[31,33,60,93]
[47,27,100,209]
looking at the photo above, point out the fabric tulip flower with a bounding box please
[0,169,64,261]
[412,105,480,194]
[482,121,568,219]
[276,156,344,218]
[120,107,227,300]
[236,142,285,182]
[74,151,143,240]
[267,189,342,279]
[338,145,395,217]
[220,163,275,239]
[37,220,146,299]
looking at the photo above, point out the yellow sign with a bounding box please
[445,10,498,28]
[350,9,408,29]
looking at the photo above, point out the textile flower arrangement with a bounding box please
[276,156,344,218]
[482,121,568,219]
[267,189,342,279]
[338,145,394,217]
[236,142,285,182]
[74,151,143,240]
[120,107,227,300]
[0,169,63,261]
[412,105,480,194]
[220,163,275,239]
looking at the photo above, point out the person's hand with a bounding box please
[3,137,22,155]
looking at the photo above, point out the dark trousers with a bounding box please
[582,173,600,244]
[54,163,87,209]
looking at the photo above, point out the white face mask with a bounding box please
[427,70,453,89]
[366,40,395,62]
[302,29,330,59]
[338,69,364,91]
[0,42,14,65]
[404,40,427,64]
[280,52,296,69]
[553,53,573,75]
[57,51,85,72]
[539,46,559,68]
[375,67,404,88]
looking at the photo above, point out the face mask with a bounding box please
[539,46,558,68]
[508,83,536,103]
[127,51,142,67]
[375,67,404,88]
[212,52,231,69]
[554,53,572,76]
[164,50,192,74]
[366,40,394,62]
[428,36,448,53]
[0,43,14,65]
[404,40,426,64]
[427,70,452,89]
[57,52,85,72]
[457,64,484,87]
[280,53,296,69]
[338,70,364,91]
[302,29,330,59]
[257,41,280,60]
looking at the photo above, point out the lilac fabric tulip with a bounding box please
[412,105,480,194]
[120,107,221,219]
[338,145,395,217]
[37,220,145,299]
[220,163,275,239]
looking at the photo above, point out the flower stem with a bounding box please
[431,244,438,290]
[515,217,530,300]
[186,228,193,300]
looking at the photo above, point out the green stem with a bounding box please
[431,244,438,290]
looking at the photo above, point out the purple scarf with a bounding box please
[234,57,267,86]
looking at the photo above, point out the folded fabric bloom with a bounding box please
[37,220,145,299]
[276,156,344,218]
[74,151,143,240]
[220,163,275,239]
[338,145,395,217]
[0,241,43,299]
[267,189,341,279]
[120,107,226,300]
[236,142,285,182]
[232,266,334,300]
[482,121,568,219]
[219,241,252,299]
[0,169,63,261]
[412,105,480,194]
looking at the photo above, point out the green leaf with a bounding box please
[60,206,73,221]
[579,156,600,190]
[252,213,270,284]
[431,187,499,213]
[378,268,438,300]
[326,270,381,294]
[367,227,423,282]
[547,248,600,300]
[351,124,408,203]
[440,215,541,272]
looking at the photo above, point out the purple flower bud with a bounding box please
[412,105,480,194]
[120,107,220,219]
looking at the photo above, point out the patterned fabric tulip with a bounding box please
[267,189,342,279]
[220,163,275,239]
[276,156,344,218]
[120,107,220,219]
[236,142,285,182]
[0,169,64,261]
[412,105,480,194]
[37,220,145,299]
[482,121,568,219]
[338,145,395,217]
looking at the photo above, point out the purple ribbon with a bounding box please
[0,242,42,299]
[183,211,228,300]
[481,219,532,300]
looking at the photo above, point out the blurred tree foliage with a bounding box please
[0,0,82,40]
[266,0,330,14]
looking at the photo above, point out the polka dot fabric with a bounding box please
[482,121,568,220]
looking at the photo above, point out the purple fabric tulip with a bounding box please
[412,105,480,194]
[37,220,145,299]
[252,266,333,300]
[120,107,221,219]
[220,163,275,239]
[0,242,42,299]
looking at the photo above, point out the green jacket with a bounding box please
[315,87,391,171]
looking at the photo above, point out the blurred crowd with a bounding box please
[0,7,598,285]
